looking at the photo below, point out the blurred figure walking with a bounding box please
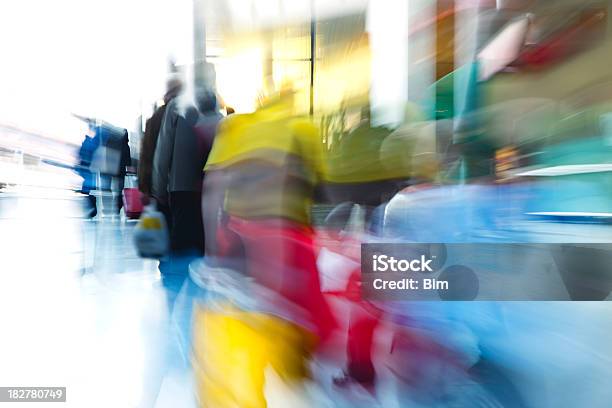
[76,123,130,216]
[93,126,131,215]
[194,91,336,407]
[138,76,183,208]
[77,128,99,217]
[152,88,221,264]
[114,129,132,213]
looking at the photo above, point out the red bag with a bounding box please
[123,187,143,219]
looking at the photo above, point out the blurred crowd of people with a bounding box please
[68,0,612,406]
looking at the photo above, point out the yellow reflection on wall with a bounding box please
[213,46,264,113]
[209,13,370,116]
[314,33,371,114]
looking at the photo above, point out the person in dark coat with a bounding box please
[152,89,221,257]
[138,77,183,198]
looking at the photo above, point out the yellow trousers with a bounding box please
[192,303,314,408]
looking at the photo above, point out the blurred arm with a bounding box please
[201,169,229,257]
[152,102,177,205]
[138,118,154,195]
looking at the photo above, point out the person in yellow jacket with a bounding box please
[193,91,336,407]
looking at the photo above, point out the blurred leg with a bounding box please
[193,304,312,408]
[346,306,378,385]
[114,175,125,213]
[170,191,204,255]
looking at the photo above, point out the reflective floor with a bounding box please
[2,189,612,408]
[0,189,385,408]
[0,189,197,408]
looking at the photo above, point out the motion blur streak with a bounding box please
[1,0,612,407]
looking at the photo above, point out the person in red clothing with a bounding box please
[195,92,337,406]
[203,92,336,341]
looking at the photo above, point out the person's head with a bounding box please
[164,76,183,104]
[195,89,217,114]
[86,123,97,137]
